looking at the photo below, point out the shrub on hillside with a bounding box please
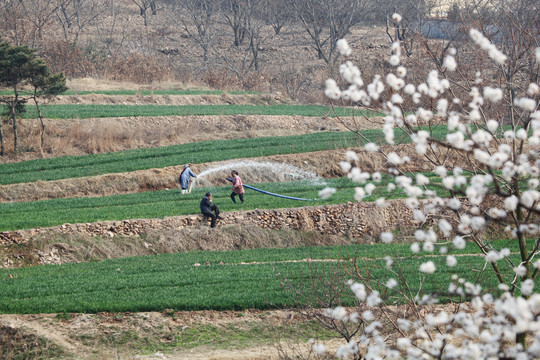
[104,53,172,84]
[40,40,103,79]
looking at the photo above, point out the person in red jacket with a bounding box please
[230,170,245,204]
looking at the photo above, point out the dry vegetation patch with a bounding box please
[2,113,348,162]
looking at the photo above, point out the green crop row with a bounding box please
[6,104,374,119]
[0,243,519,314]
[0,178,356,231]
[0,128,448,185]
[0,132,360,185]
[0,175,452,231]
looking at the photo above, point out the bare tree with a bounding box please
[19,0,59,46]
[261,0,291,35]
[286,0,377,64]
[0,0,31,46]
[55,0,108,44]
[163,0,222,64]
[243,0,266,71]
[95,1,129,58]
[222,0,247,46]
[131,0,158,26]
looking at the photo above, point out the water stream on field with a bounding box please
[194,160,326,189]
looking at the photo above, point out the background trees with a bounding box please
[163,0,222,66]
[286,0,378,64]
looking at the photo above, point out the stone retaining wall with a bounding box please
[0,200,415,245]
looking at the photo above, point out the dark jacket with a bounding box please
[200,196,212,214]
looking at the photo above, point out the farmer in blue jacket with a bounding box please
[179,164,197,194]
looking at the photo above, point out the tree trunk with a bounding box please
[34,96,45,155]
[9,104,18,154]
[0,121,4,156]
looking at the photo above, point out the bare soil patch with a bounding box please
[47,93,286,106]
[0,310,312,360]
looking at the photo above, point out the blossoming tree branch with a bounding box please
[312,12,540,360]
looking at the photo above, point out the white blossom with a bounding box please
[375,197,388,208]
[387,152,401,165]
[420,261,436,274]
[326,306,348,321]
[453,236,466,249]
[483,87,503,103]
[336,39,352,57]
[439,219,452,236]
[404,83,415,95]
[380,232,393,243]
[318,187,337,200]
[365,183,376,195]
[443,55,457,71]
[325,79,341,100]
[413,209,426,222]
[339,161,352,173]
[364,142,378,152]
[522,279,534,296]
[389,55,400,67]
[528,83,539,96]
[447,255,457,267]
[336,340,359,359]
[366,290,381,306]
[437,98,448,117]
[469,28,507,65]
[504,196,519,211]
[487,119,499,132]
[386,278,398,289]
[515,97,537,112]
[514,265,527,277]
[396,66,407,77]
[354,187,366,201]
[350,282,367,301]
[435,166,447,178]
[312,342,326,355]
[345,150,359,162]
[447,198,461,210]
[323,25,540,360]
[423,241,434,252]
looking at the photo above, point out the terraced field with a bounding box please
[0,86,504,359]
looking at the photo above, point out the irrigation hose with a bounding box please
[226,178,313,201]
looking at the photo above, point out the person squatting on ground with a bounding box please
[179,164,197,194]
[200,192,220,228]
[230,170,244,204]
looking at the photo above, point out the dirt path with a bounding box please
[0,310,323,360]
[0,315,83,355]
